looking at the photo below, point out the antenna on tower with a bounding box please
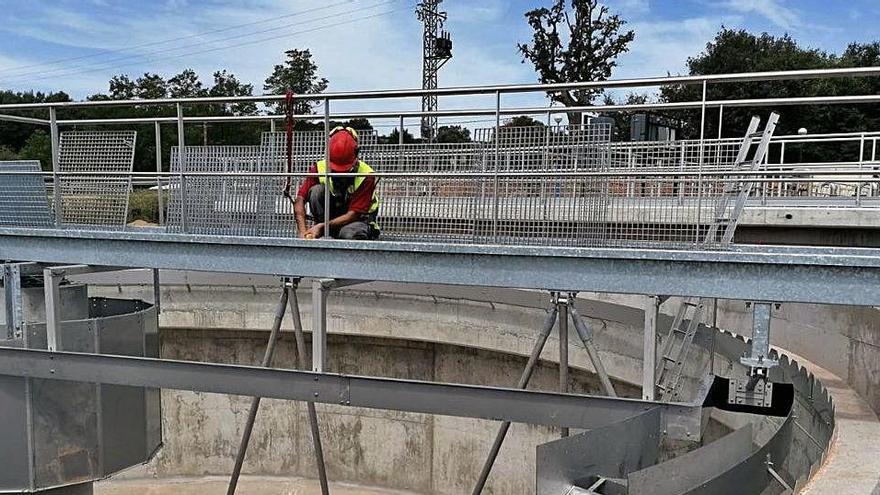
[416,0,452,142]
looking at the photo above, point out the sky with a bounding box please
[0,0,878,130]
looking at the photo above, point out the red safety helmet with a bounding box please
[327,126,359,172]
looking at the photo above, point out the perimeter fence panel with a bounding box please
[0,161,53,228]
[57,131,136,229]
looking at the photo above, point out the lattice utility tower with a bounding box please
[416,0,452,142]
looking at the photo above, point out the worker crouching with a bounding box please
[294,126,380,240]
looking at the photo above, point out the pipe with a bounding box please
[227,288,289,495]
[472,306,558,495]
[569,306,617,398]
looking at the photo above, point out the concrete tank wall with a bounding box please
[145,329,633,494]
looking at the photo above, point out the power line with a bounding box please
[0,0,355,75]
[0,0,400,86]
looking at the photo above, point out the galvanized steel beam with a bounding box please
[2,229,880,305]
[0,346,694,431]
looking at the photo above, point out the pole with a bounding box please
[227,287,290,495]
[323,99,331,238]
[471,306,558,495]
[493,90,500,243]
[286,280,329,495]
[49,107,61,226]
[154,122,164,226]
[568,306,617,397]
[176,103,188,233]
[312,279,328,372]
[152,269,161,315]
[695,79,707,243]
[557,294,569,438]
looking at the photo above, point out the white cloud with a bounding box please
[722,0,801,29]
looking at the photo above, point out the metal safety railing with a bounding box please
[2,67,880,248]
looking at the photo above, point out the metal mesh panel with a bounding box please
[57,131,136,228]
[0,161,53,228]
[165,145,294,237]
[602,139,744,247]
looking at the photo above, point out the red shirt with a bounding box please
[296,164,376,214]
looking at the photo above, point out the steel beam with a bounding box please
[42,268,63,351]
[742,302,778,369]
[643,296,660,401]
[311,278,329,372]
[2,230,880,305]
[3,264,24,340]
[0,346,694,430]
[556,293,569,438]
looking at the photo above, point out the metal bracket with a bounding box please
[740,301,779,370]
[728,375,774,408]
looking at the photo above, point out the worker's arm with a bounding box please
[293,196,309,238]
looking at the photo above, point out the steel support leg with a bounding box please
[569,306,617,398]
[642,296,660,401]
[3,264,23,340]
[471,306,558,495]
[556,293,570,438]
[227,286,290,495]
[43,268,63,351]
[287,280,329,495]
[152,269,161,314]
[311,279,329,372]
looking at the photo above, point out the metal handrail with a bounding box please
[2,66,880,111]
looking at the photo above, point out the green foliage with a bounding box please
[518,0,634,125]
[263,49,329,114]
[383,127,417,144]
[127,189,162,224]
[0,146,18,160]
[18,130,52,170]
[436,125,471,143]
[503,115,547,128]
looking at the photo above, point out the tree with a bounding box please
[263,49,329,114]
[502,115,546,128]
[18,130,52,171]
[384,127,416,144]
[518,0,635,127]
[168,69,204,98]
[0,146,17,160]
[436,125,471,143]
[661,29,832,139]
[108,75,137,99]
[209,70,257,116]
[135,73,168,99]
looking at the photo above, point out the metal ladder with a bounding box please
[656,113,780,402]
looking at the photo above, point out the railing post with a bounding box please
[323,98,331,237]
[857,132,865,206]
[493,90,501,243]
[154,122,164,226]
[175,103,188,233]
[695,79,707,243]
[49,107,61,226]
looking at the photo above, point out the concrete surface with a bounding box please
[95,475,418,495]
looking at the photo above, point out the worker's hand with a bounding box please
[302,224,324,240]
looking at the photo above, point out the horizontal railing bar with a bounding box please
[38,94,880,126]
[2,66,880,111]
[4,169,880,178]
[0,113,49,125]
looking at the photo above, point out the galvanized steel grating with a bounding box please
[57,131,136,229]
[0,161,53,228]
[165,145,294,237]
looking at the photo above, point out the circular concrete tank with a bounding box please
[82,278,879,495]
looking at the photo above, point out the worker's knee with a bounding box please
[308,184,325,203]
[338,222,370,240]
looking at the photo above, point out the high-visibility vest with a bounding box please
[316,159,380,220]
